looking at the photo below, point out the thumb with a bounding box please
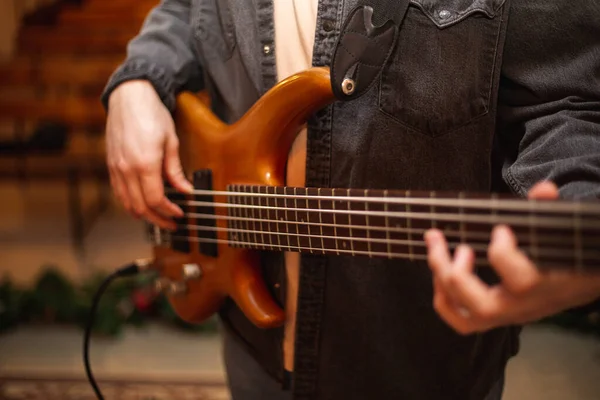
[164,135,194,193]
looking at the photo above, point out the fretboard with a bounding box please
[216,185,600,271]
[152,184,600,272]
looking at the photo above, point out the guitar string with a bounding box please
[167,234,489,264]
[168,200,600,230]
[177,212,599,246]
[163,187,600,214]
[170,223,600,259]
[148,234,600,266]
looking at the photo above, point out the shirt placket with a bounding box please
[256,0,278,93]
[293,1,343,399]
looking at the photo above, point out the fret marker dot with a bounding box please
[342,242,347,248]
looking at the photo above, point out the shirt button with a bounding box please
[323,19,335,32]
[263,44,271,54]
[438,10,451,19]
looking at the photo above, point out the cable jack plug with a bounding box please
[115,258,155,277]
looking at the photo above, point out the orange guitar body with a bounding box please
[152,67,335,328]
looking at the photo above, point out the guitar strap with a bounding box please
[330,0,411,101]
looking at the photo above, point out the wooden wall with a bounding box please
[0,0,57,61]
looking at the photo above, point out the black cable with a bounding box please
[83,260,150,399]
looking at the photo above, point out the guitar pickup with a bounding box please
[165,181,190,253]
[193,169,218,257]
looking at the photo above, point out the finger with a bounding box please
[139,159,184,219]
[424,229,452,275]
[528,181,559,200]
[109,168,131,211]
[121,161,176,230]
[432,279,475,335]
[443,245,497,320]
[488,225,541,295]
[134,174,178,231]
[164,135,194,194]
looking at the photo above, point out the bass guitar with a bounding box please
[145,67,600,329]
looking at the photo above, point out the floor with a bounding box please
[0,181,599,399]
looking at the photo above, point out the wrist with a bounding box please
[101,58,176,112]
[108,80,155,108]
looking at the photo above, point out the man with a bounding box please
[101,1,600,399]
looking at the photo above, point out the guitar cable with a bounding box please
[83,259,153,400]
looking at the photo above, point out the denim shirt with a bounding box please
[102,1,600,399]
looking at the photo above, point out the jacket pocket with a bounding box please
[191,0,237,62]
[378,0,506,137]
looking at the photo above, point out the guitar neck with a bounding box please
[154,184,600,272]
[222,185,600,271]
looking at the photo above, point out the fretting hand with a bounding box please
[105,80,194,230]
[424,181,600,334]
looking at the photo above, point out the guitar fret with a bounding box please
[365,189,373,258]
[242,187,251,248]
[238,185,243,247]
[252,187,259,247]
[406,190,413,261]
[272,186,282,250]
[260,186,267,249]
[231,185,237,247]
[239,185,245,248]
[384,190,391,259]
[430,191,436,229]
[250,186,261,248]
[294,187,301,250]
[459,192,466,244]
[228,189,234,245]
[267,186,275,250]
[283,188,292,251]
[246,187,253,248]
[347,188,355,256]
[318,188,325,253]
[306,191,314,253]
[260,187,268,249]
[235,185,243,247]
[332,188,340,255]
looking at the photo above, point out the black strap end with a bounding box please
[330,2,409,102]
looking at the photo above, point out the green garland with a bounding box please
[0,265,217,337]
[1,265,599,338]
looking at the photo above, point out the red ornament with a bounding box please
[132,290,153,313]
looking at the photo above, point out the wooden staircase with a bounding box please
[0,0,158,258]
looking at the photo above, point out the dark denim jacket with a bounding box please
[102,1,600,399]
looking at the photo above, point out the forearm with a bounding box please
[101,0,203,112]
[497,1,600,200]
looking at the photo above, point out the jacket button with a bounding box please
[263,44,271,54]
[323,19,335,32]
